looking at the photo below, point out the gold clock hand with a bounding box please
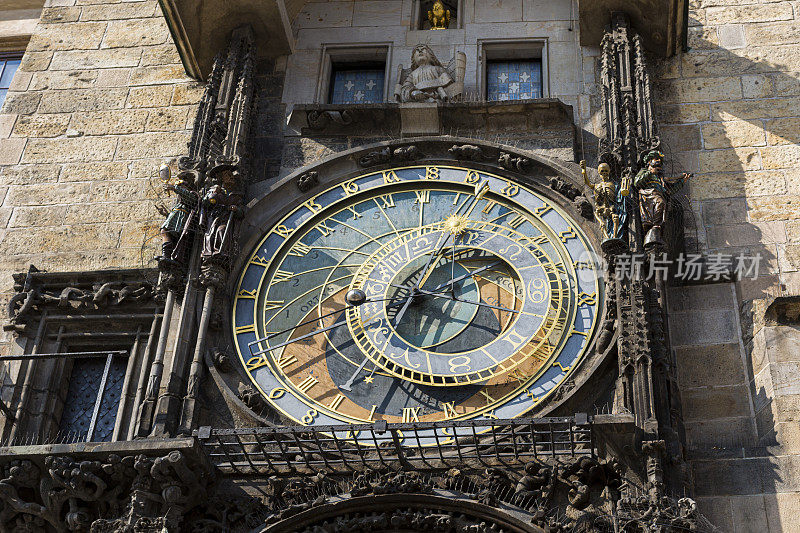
[415,288,519,314]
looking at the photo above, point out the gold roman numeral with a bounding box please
[316,221,335,237]
[507,214,526,229]
[402,407,421,423]
[442,402,458,419]
[263,300,285,312]
[414,190,430,204]
[296,376,318,394]
[275,354,298,371]
[481,201,496,214]
[272,269,294,283]
[378,194,396,209]
[328,394,345,411]
[235,324,255,334]
[288,242,312,257]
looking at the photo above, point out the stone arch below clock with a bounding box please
[218,137,616,424]
[259,493,545,533]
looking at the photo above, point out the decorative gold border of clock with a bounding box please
[220,137,611,427]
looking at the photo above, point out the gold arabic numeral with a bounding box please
[301,409,318,425]
[345,206,364,220]
[368,405,378,421]
[534,205,552,217]
[269,387,286,399]
[342,180,359,196]
[449,355,471,374]
[559,228,577,243]
[402,407,421,423]
[296,376,318,394]
[327,394,345,411]
[272,269,294,284]
[235,324,255,335]
[238,289,257,299]
[274,225,294,238]
[464,170,480,184]
[378,194,396,209]
[501,181,519,197]
[442,402,458,419]
[481,200,497,214]
[382,170,401,184]
[316,220,335,237]
[246,355,268,371]
[524,389,538,401]
[479,390,496,406]
[425,166,440,180]
[304,199,323,213]
[507,214,526,229]
[414,190,430,204]
[250,255,269,266]
[577,291,597,306]
[275,354,298,371]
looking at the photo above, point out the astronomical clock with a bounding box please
[231,164,601,442]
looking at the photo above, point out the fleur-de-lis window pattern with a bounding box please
[0,56,22,109]
[330,68,385,104]
[487,60,542,101]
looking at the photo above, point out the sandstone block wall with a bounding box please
[0,0,202,355]
[657,1,800,530]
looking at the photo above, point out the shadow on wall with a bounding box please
[653,31,800,531]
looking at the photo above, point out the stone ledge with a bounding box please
[287,99,576,140]
[0,436,203,465]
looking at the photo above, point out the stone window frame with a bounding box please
[411,0,464,30]
[477,39,550,101]
[0,51,23,109]
[1,268,161,446]
[315,43,393,105]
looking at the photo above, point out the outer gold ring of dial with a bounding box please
[232,165,602,429]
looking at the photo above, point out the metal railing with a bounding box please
[195,415,594,475]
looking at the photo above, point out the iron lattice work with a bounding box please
[195,416,594,475]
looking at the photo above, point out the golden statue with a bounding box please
[428,0,451,30]
[581,160,629,248]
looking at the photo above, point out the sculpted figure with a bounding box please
[428,0,451,30]
[581,160,629,251]
[633,150,691,249]
[200,173,243,261]
[395,44,465,103]
[158,165,198,264]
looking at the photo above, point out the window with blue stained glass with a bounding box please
[0,55,22,110]
[486,60,542,102]
[329,67,385,104]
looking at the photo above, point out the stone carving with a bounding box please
[448,144,487,161]
[199,172,245,288]
[581,159,630,253]
[7,278,154,327]
[0,451,212,532]
[357,144,421,167]
[633,150,691,250]
[394,44,465,103]
[296,171,319,192]
[307,109,353,130]
[497,151,530,172]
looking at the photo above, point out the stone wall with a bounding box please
[0,0,202,338]
[657,0,800,530]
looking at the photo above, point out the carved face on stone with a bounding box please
[648,157,663,176]
[411,44,441,69]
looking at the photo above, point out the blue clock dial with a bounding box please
[232,166,601,437]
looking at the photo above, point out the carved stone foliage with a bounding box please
[5,268,156,331]
[296,171,319,192]
[0,451,213,533]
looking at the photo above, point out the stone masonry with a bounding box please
[655,1,800,531]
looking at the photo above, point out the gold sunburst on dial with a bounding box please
[443,213,469,236]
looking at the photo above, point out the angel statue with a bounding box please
[394,44,465,103]
[428,0,451,30]
[581,160,629,253]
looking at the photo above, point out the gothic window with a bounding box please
[0,53,22,109]
[486,59,543,101]
[329,64,386,104]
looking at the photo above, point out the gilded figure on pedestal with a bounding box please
[633,150,691,249]
[581,160,629,253]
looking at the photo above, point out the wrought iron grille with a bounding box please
[196,416,593,475]
[58,351,127,442]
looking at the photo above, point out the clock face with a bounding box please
[232,166,600,441]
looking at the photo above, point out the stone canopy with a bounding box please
[159,0,688,80]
